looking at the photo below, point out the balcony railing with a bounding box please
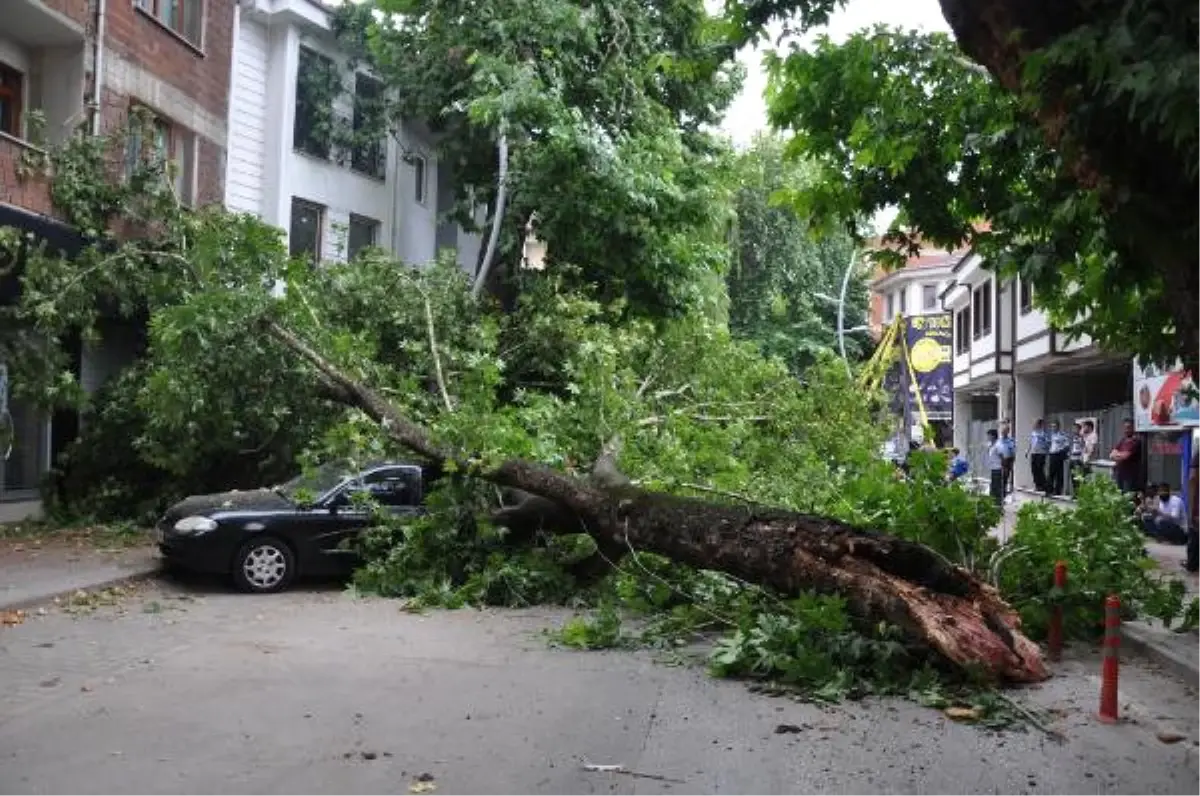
[0,133,54,217]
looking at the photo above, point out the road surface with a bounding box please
[1,576,1196,794]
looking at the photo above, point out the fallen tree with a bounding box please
[265,319,1048,684]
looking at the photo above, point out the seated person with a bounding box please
[947,448,969,482]
[1142,482,1187,545]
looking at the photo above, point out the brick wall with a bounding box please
[20,0,234,214]
[0,136,54,217]
[103,0,234,127]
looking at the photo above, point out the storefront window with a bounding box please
[0,366,49,501]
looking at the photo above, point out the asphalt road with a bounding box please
[1,576,1197,795]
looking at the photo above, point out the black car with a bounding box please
[155,461,436,593]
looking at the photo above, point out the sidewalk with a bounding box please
[0,535,161,614]
[990,489,1199,683]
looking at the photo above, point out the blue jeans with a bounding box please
[1142,516,1187,545]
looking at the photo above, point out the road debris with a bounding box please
[409,772,437,793]
[582,762,686,784]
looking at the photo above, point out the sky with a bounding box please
[719,0,951,146]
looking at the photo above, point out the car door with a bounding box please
[309,466,424,573]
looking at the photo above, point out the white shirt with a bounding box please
[985,441,1004,471]
[1157,495,1185,523]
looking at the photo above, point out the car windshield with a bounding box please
[275,461,358,501]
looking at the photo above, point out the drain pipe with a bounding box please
[89,0,107,136]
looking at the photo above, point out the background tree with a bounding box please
[722,0,1197,371]
[333,0,743,319]
[727,134,870,375]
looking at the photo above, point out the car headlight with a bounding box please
[173,516,218,535]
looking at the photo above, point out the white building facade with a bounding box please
[224,0,482,269]
[941,254,1135,490]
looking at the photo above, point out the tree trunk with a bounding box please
[263,320,1048,684]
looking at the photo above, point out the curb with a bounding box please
[0,565,163,615]
[1123,621,1200,685]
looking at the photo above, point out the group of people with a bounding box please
[972,417,1138,505]
[965,416,1197,573]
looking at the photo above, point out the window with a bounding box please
[922,284,938,311]
[0,62,22,137]
[134,0,203,45]
[362,466,422,508]
[294,47,335,159]
[124,107,195,204]
[351,73,385,178]
[885,292,895,320]
[412,154,427,204]
[1019,278,1033,314]
[347,214,379,261]
[289,198,325,262]
[955,309,970,354]
[972,280,993,339]
[898,288,907,316]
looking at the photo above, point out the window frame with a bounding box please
[885,292,895,320]
[347,213,379,261]
[898,287,907,316]
[124,105,195,205]
[294,46,336,160]
[972,280,993,340]
[921,284,938,311]
[1019,278,1033,315]
[350,72,386,179]
[955,309,970,355]
[0,61,24,138]
[412,154,427,205]
[134,0,205,47]
[289,197,326,263]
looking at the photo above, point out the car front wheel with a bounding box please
[233,537,296,593]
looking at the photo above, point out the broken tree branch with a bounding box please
[422,295,454,412]
[263,318,1047,683]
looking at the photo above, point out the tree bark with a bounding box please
[263,320,1048,684]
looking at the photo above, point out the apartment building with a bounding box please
[867,246,961,337]
[224,0,482,269]
[0,0,236,518]
[939,253,1186,493]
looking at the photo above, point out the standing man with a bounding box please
[999,421,1017,500]
[1047,420,1070,496]
[1068,421,1086,493]
[1027,418,1049,493]
[1110,418,1143,495]
[985,429,1005,507]
[1187,448,1198,573]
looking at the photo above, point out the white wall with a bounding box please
[0,36,85,144]
[225,11,269,216]
[1013,373,1046,490]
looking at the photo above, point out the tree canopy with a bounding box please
[737,0,1197,369]
[726,135,868,374]
[331,0,744,318]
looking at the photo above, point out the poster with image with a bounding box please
[1132,358,1198,432]
[904,313,953,421]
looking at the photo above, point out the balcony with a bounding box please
[0,2,88,217]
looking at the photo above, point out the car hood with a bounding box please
[163,489,294,522]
